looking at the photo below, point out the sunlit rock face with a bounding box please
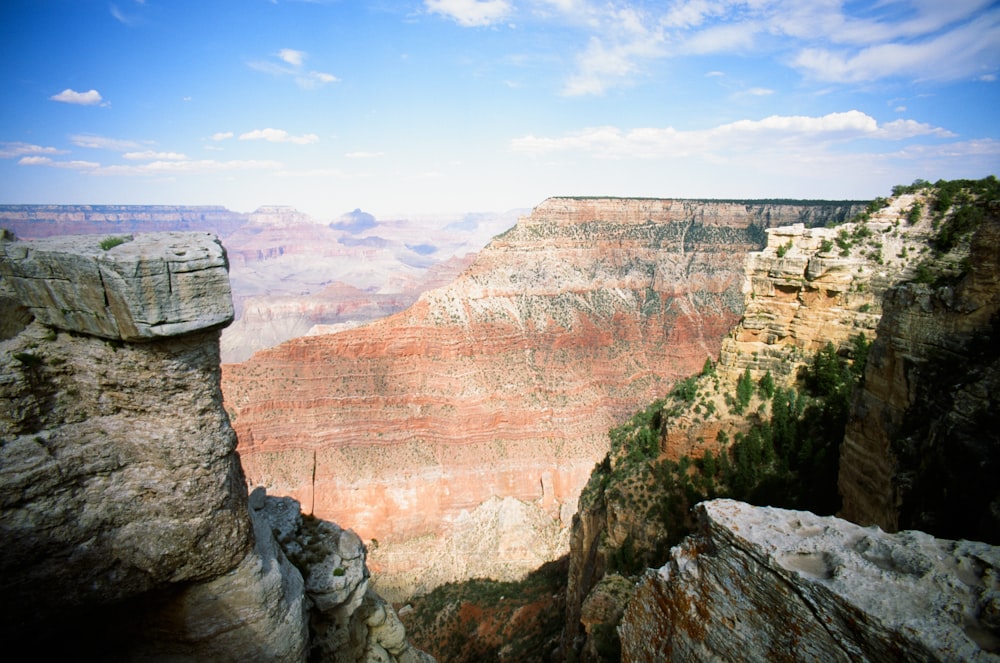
[620,499,1000,663]
[222,197,861,597]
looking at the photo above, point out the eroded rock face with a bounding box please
[620,499,1000,662]
[839,213,1000,542]
[223,197,862,596]
[0,231,428,661]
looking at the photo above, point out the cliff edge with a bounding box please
[0,232,429,661]
[621,499,1000,662]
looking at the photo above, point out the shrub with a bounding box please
[100,236,129,251]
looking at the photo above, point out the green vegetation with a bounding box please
[12,351,44,367]
[401,557,567,663]
[776,240,792,258]
[99,235,129,250]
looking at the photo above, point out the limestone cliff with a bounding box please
[620,499,1000,662]
[222,197,862,598]
[0,232,429,661]
[839,185,1000,543]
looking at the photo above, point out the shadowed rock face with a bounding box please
[0,232,429,661]
[222,197,863,597]
[839,213,1000,543]
[620,499,1000,662]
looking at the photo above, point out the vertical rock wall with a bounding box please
[839,214,1000,542]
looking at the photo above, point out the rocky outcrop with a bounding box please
[620,499,1000,662]
[0,232,233,340]
[0,232,428,661]
[562,192,948,660]
[839,210,1000,543]
[222,197,862,597]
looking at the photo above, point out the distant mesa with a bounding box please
[331,208,378,234]
[338,235,389,248]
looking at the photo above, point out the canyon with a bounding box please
[0,231,429,661]
[221,197,863,598]
[0,203,513,363]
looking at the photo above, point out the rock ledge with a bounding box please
[0,231,233,340]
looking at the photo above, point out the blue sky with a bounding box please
[1,0,998,218]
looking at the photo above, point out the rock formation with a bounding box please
[559,188,979,660]
[0,231,428,661]
[620,499,1000,662]
[0,204,514,362]
[222,197,862,598]
[839,198,1000,543]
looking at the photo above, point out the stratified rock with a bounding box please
[620,499,1000,662]
[223,197,861,597]
[0,231,233,340]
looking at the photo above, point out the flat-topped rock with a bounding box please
[0,231,233,340]
[620,499,1000,662]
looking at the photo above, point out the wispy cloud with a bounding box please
[247,49,339,89]
[239,128,319,144]
[211,131,234,141]
[425,0,512,27]
[0,142,66,159]
[345,151,385,159]
[487,0,1000,95]
[18,155,282,176]
[510,110,957,159]
[69,133,143,151]
[50,88,108,106]
[122,150,188,161]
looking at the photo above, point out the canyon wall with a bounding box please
[619,499,1000,662]
[561,192,943,660]
[839,210,1000,543]
[222,197,861,598]
[0,232,428,661]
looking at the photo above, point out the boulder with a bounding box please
[620,499,1000,662]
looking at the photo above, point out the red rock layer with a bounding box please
[222,197,861,588]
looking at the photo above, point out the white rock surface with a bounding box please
[620,499,1000,662]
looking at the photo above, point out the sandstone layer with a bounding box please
[839,211,1000,542]
[0,232,429,661]
[620,499,1000,662]
[223,197,861,597]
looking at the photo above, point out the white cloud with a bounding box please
[537,0,1000,95]
[239,128,319,144]
[18,155,282,176]
[425,0,512,27]
[0,142,65,159]
[50,89,106,106]
[122,150,188,161]
[248,50,339,89]
[70,134,143,151]
[278,48,306,66]
[510,110,957,159]
[211,132,234,141]
[19,156,101,170]
[345,151,385,159]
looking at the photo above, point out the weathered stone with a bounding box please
[620,499,1000,662]
[0,231,233,340]
[839,213,1000,542]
